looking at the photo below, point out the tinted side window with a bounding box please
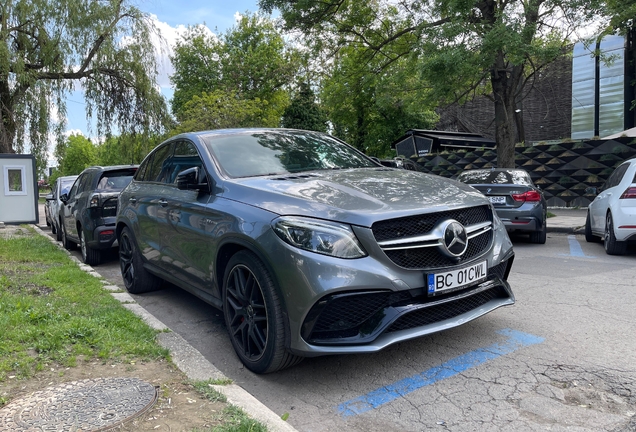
[610,163,629,188]
[167,141,205,184]
[68,174,84,198]
[135,153,153,181]
[146,143,174,182]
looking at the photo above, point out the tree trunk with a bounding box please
[0,80,16,154]
[491,55,521,168]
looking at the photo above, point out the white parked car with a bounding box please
[585,158,636,254]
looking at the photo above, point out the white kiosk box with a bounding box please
[0,154,39,225]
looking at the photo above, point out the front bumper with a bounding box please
[263,218,516,357]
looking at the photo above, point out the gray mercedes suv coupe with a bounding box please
[116,129,515,373]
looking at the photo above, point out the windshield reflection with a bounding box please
[203,130,377,178]
[457,169,532,185]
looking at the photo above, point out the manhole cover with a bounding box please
[0,377,158,431]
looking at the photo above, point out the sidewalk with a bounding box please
[546,207,587,234]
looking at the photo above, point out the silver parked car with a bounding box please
[45,175,78,241]
[116,129,516,373]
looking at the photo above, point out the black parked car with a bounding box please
[457,168,547,244]
[60,165,138,265]
[116,129,515,373]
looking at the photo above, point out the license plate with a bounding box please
[489,196,506,204]
[427,261,488,294]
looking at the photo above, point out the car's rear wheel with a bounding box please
[223,250,302,373]
[604,212,626,255]
[80,229,101,266]
[61,222,76,250]
[50,220,57,234]
[529,214,547,244]
[585,211,600,243]
[118,226,162,294]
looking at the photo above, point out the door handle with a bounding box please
[129,197,137,204]
[159,199,168,207]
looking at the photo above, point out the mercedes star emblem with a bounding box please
[440,219,468,258]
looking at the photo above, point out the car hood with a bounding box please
[222,168,490,226]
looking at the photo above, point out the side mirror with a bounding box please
[45,193,54,200]
[585,186,597,196]
[176,167,208,191]
[369,156,381,165]
[60,193,69,203]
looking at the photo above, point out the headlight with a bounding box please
[273,216,367,259]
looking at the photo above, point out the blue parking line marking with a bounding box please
[566,235,594,258]
[336,329,544,417]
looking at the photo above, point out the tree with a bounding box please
[170,12,300,126]
[321,44,437,157]
[281,82,328,132]
[56,134,96,176]
[0,0,169,162]
[170,90,268,134]
[260,0,603,167]
[96,133,162,166]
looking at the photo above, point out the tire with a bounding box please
[61,222,77,250]
[80,229,101,266]
[585,211,600,243]
[529,215,547,244]
[223,250,302,374]
[604,212,626,255]
[55,218,63,241]
[119,226,162,294]
[51,221,57,235]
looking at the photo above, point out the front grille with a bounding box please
[386,286,508,333]
[384,230,492,269]
[372,206,491,242]
[372,205,493,270]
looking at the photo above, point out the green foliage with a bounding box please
[95,134,162,166]
[262,0,603,165]
[0,0,169,176]
[321,44,437,157]
[170,90,272,134]
[170,12,299,127]
[281,82,328,132]
[56,134,97,176]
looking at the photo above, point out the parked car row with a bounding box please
[41,129,634,374]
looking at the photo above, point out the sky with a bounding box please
[61,0,261,153]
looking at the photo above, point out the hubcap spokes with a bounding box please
[226,265,267,360]
[119,235,134,286]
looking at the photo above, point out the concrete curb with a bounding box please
[30,224,297,432]
[546,225,586,234]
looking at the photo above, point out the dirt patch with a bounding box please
[0,359,227,431]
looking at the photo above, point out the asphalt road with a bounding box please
[39,213,636,431]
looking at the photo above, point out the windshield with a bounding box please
[96,169,137,191]
[203,130,377,178]
[457,170,532,186]
[60,179,76,195]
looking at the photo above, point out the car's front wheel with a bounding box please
[585,211,600,243]
[55,218,63,241]
[223,250,302,374]
[118,226,162,294]
[604,212,626,255]
[80,229,101,266]
[61,223,76,250]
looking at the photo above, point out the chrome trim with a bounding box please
[378,220,492,251]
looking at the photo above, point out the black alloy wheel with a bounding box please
[118,226,161,294]
[529,213,547,244]
[604,212,626,255]
[223,250,302,373]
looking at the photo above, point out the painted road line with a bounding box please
[337,329,544,417]
[567,235,594,258]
